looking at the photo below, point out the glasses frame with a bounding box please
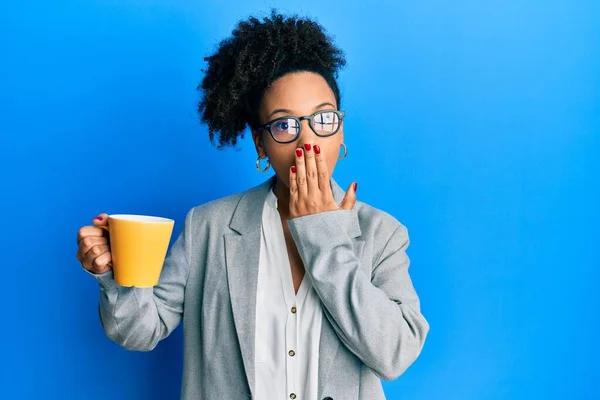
[257,109,346,144]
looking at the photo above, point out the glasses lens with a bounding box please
[270,118,299,142]
[312,111,340,135]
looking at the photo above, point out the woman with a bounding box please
[76,11,429,400]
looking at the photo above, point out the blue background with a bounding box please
[1,0,598,399]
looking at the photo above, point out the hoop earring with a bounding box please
[256,156,271,173]
[338,143,348,160]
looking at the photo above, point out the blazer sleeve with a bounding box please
[84,207,195,351]
[287,209,429,380]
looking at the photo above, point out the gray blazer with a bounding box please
[91,176,429,400]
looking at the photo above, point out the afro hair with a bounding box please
[197,10,346,149]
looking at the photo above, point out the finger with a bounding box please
[313,144,332,195]
[76,213,108,244]
[339,182,358,210]
[303,143,319,195]
[77,225,108,245]
[93,213,109,227]
[289,165,299,215]
[294,147,308,198]
[92,249,113,272]
[84,244,110,264]
[289,165,299,199]
[78,235,109,259]
[81,244,112,273]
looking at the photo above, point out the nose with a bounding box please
[297,119,318,149]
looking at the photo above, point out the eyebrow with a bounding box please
[267,102,336,119]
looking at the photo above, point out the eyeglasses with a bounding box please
[257,110,345,144]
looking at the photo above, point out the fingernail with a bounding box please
[291,166,297,173]
[296,149,303,157]
[314,145,321,154]
[96,216,103,221]
[353,183,358,191]
[303,143,311,151]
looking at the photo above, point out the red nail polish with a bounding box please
[314,145,321,154]
[291,166,297,173]
[353,183,358,191]
[304,143,311,151]
[296,149,303,157]
[96,216,103,221]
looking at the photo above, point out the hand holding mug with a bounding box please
[76,213,113,274]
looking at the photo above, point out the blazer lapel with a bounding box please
[224,176,275,397]
[318,178,365,398]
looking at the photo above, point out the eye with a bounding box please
[273,120,290,132]
[313,112,340,134]
[318,112,335,123]
[271,118,299,136]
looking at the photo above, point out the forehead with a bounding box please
[260,71,337,114]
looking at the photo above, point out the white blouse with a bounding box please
[254,187,324,400]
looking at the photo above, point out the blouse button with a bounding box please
[291,306,297,314]
[288,350,296,357]
[290,394,297,399]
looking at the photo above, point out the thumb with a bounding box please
[338,182,358,210]
[93,213,109,227]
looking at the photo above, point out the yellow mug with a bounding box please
[98,214,175,287]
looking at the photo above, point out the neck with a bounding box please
[272,176,291,219]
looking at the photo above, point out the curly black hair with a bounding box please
[197,10,347,149]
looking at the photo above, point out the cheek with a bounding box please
[267,145,296,166]
[325,148,339,171]
[266,148,297,181]
[325,146,339,161]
